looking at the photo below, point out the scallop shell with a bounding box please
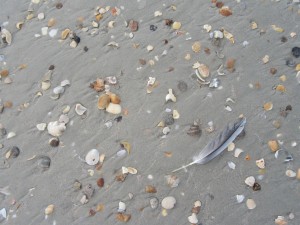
[246,199,256,209]
[98,94,110,109]
[245,176,255,187]
[263,102,273,111]
[45,204,54,215]
[192,42,201,53]
[61,29,71,40]
[85,149,100,165]
[47,121,66,137]
[161,196,176,209]
[197,64,210,78]
[1,29,12,45]
[75,103,87,115]
[268,140,279,152]
[108,93,121,104]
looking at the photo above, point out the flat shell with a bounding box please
[256,158,265,169]
[192,42,201,53]
[98,94,110,110]
[263,102,273,111]
[106,103,122,114]
[172,21,181,30]
[286,169,296,178]
[48,18,56,27]
[268,140,279,152]
[45,205,54,215]
[61,29,71,40]
[246,199,256,209]
[197,64,210,78]
[161,196,176,209]
[75,103,87,115]
[85,149,100,166]
[245,176,255,187]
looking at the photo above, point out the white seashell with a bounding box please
[194,200,201,207]
[296,71,300,84]
[227,161,236,169]
[286,169,296,178]
[53,86,64,94]
[154,11,162,17]
[234,148,243,158]
[108,21,115,28]
[147,77,156,86]
[117,149,127,157]
[127,167,138,174]
[38,13,45,20]
[291,141,297,147]
[7,132,16,139]
[75,103,87,115]
[60,80,70,87]
[41,27,48,35]
[275,216,287,225]
[213,30,224,39]
[246,199,256,209]
[32,0,40,3]
[4,77,13,84]
[236,195,245,203]
[165,89,176,102]
[107,41,119,47]
[122,166,129,174]
[85,149,100,165]
[92,21,99,28]
[172,110,180,119]
[203,24,212,32]
[118,201,126,212]
[41,81,51,90]
[188,213,198,224]
[99,154,105,163]
[36,123,47,131]
[0,208,6,219]
[1,29,12,45]
[225,105,232,112]
[256,158,265,169]
[49,29,58,38]
[161,196,176,209]
[162,127,170,135]
[70,40,78,48]
[227,142,235,151]
[128,32,134,38]
[245,176,255,187]
[45,204,54,215]
[58,114,69,124]
[99,8,106,14]
[47,121,66,137]
[62,105,70,114]
[106,103,122,114]
[147,45,154,52]
[262,55,269,64]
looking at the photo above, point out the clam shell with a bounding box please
[106,103,122,114]
[85,149,100,165]
[127,167,137,174]
[286,169,296,178]
[246,199,256,209]
[263,102,273,111]
[45,204,54,215]
[61,29,71,40]
[197,64,210,78]
[98,94,110,109]
[245,176,255,187]
[1,29,12,45]
[268,140,279,152]
[75,103,87,115]
[108,93,121,104]
[161,196,176,209]
[38,13,44,20]
[47,121,66,137]
[172,21,181,30]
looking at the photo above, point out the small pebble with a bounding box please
[292,47,300,58]
[150,25,157,31]
[150,197,159,209]
[37,156,51,169]
[49,137,59,147]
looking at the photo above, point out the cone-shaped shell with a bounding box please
[85,149,100,165]
[98,94,110,109]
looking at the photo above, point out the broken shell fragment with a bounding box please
[127,167,137,174]
[187,123,201,136]
[172,21,181,30]
[268,140,279,152]
[161,196,176,209]
[5,146,20,159]
[61,29,71,40]
[36,123,47,131]
[16,21,24,30]
[106,103,122,114]
[286,169,296,178]
[118,201,126,213]
[75,103,87,115]
[234,148,243,158]
[1,29,12,45]
[246,199,256,209]
[165,89,176,102]
[219,6,232,16]
[90,78,105,92]
[47,18,56,27]
[85,149,100,166]
[45,204,54,215]
[98,94,110,110]
[145,185,157,193]
[262,55,269,64]
[108,93,121,104]
[192,42,201,53]
[41,81,51,91]
[116,213,131,222]
[165,175,180,188]
[172,110,180,119]
[245,176,255,187]
[227,142,235,151]
[197,64,210,78]
[47,121,66,137]
[150,197,159,209]
[188,213,198,224]
[256,158,265,169]
[275,216,287,225]
[147,45,154,52]
[53,86,64,94]
[203,24,212,32]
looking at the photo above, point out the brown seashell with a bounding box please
[90,78,105,92]
[108,93,121,104]
[252,182,261,191]
[263,102,273,111]
[219,6,232,16]
[216,1,224,8]
[98,94,110,110]
[48,18,56,27]
[0,70,9,77]
[139,59,146,65]
[270,68,277,75]
[187,124,201,136]
[61,29,71,40]
[192,206,201,214]
[97,178,104,187]
[115,170,127,182]
[116,213,131,222]
[56,3,63,9]
[275,85,286,93]
[4,101,13,108]
[95,14,103,21]
[165,19,173,26]
[226,58,236,72]
[129,20,138,32]
[192,42,201,53]
[197,64,210,78]
[268,140,279,152]
[145,185,157,193]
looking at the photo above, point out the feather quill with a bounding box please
[172,118,246,172]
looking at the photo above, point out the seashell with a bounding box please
[192,41,201,53]
[41,81,51,91]
[37,13,45,20]
[187,123,201,136]
[73,180,82,190]
[0,69,9,77]
[268,140,279,152]
[58,114,69,124]
[1,29,12,45]
[219,6,232,16]
[172,110,180,119]
[256,158,265,169]
[253,182,261,191]
[70,40,78,48]
[37,156,51,169]
[108,93,121,104]
[162,126,170,135]
[85,149,100,166]
[108,21,115,28]
[45,204,54,215]
[161,196,176,209]
[250,21,258,30]
[49,137,59,147]
[165,89,176,102]
[7,132,16,139]
[172,21,181,30]
[61,29,71,40]
[105,76,117,85]
[234,148,243,157]
[262,55,269,64]
[49,29,58,38]
[223,29,234,43]
[95,14,103,22]
[150,197,159,209]
[286,169,296,178]
[147,45,154,52]
[97,178,104,187]
[236,195,245,203]
[48,18,56,27]
[82,184,94,199]
[213,30,224,39]
[5,146,20,159]
[16,21,24,30]
[122,166,129,174]
[92,21,99,28]
[275,216,287,225]
[145,185,157,193]
[75,103,87,115]
[118,201,126,213]
[36,123,47,131]
[127,167,137,174]
[53,86,64,94]
[99,154,105,163]
[246,199,256,209]
[116,213,131,222]
[188,213,198,224]
[62,105,70,114]
[128,20,138,32]
[227,142,235,151]
[165,175,180,188]
[4,77,13,84]
[106,103,122,114]
[228,161,236,169]
[203,24,212,32]
[47,121,66,137]
[263,102,273,111]
[90,78,105,91]
[245,176,255,187]
[271,25,284,33]
[80,194,88,204]
[197,64,210,78]
[60,80,70,87]
[279,75,286,82]
[275,85,286,92]
[26,13,34,20]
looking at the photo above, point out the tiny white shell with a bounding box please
[49,29,58,38]
[188,213,198,224]
[194,200,201,207]
[38,13,45,20]
[227,142,235,151]
[7,132,16,139]
[1,29,12,45]
[225,105,232,112]
[122,166,129,174]
[60,80,70,87]
[53,86,64,94]
[85,149,100,165]
[117,149,127,157]
[154,11,162,17]
[246,199,256,209]
[36,123,47,131]
[236,195,245,203]
[234,148,243,158]
[62,105,70,114]
[227,161,236,169]
[75,103,87,115]
[147,45,154,52]
[203,24,212,32]
[45,204,54,215]
[162,126,170,135]
[106,103,122,114]
[118,201,126,212]
[172,110,180,119]
[286,169,296,178]
[127,167,137,174]
[108,21,115,28]
[41,27,48,35]
[47,121,66,137]
[245,176,255,187]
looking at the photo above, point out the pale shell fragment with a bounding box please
[118,201,126,213]
[147,45,154,52]
[225,105,232,112]
[246,199,256,209]
[127,167,138,174]
[47,121,66,137]
[161,196,176,209]
[85,149,100,165]
[36,123,47,131]
[61,29,71,40]
[53,86,64,94]
[227,161,236,169]
[256,158,265,169]
[70,40,78,48]
[62,105,70,114]
[162,126,170,135]
[192,42,201,53]
[275,216,287,225]
[41,27,48,35]
[245,176,255,187]
[75,103,87,115]
[108,21,115,28]
[106,103,122,114]
[38,13,45,20]
[154,11,162,17]
[194,200,201,207]
[45,204,54,215]
[7,132,16,139]
[49,29,58,38]
[122,166,128,174]
[60,80,70,87]
[165,89,176,102]
[234,148,243,157]
[16,21,24,30]
[41,81,51,91]
[213,30,224,39]
[236,195,245,203]
[165,175,180,188]
[172,110,180,119]
[172,21,181,30]
[227,142,235,151]
[286,169,296,178]
[1,29,12,45]
[262,55,269,64]
[188,213,198,224]
[92,21,99,28]
[203,24,212,32]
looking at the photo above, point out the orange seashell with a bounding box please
[216,2,224,8]
[97,178,104,187]
[61,29,71,40]
[95,14,103,21]
[145,185,157,193]
[0,69,9,77]
[90,78,105,92]
[226,58,236,72]
[245,154,251,161]
[98,94,110,110]
[275,84,286,92]
[116,213,131,222]
[263,102,273,111]
[4,101,13,108]
[48,18,56,27]
[219,6,232,16]
[108,93,121,104]
[268,140,279,152]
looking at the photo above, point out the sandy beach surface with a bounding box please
[1,0,300,224]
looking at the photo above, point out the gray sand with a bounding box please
[1,0,300,224]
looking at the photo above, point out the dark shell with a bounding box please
[150,25,157,31]
[97,178,104,187]
[285,58,296,67]
[286,105,292,111]
[280,36,287,43]
[177,80,188,92]
[6,146,20,158]
[292,47,300,58]
[82,184,94,199]
[163,113,174,126]
[252,182,261,191]
[55,3,63,9]
[83,46,88,52]
[37,156,51,169]
[48,65,55,70]
[49,138,59,147]
[164,19,173,26]
[187,124,201,136]
[0,128,7,136]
